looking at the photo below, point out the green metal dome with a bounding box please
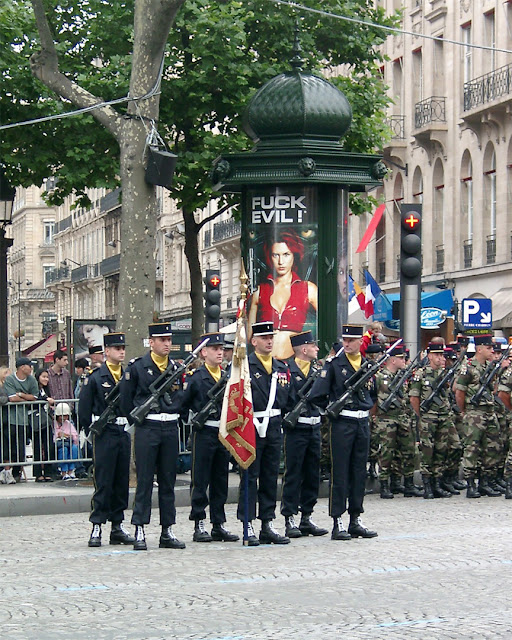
[243,68,353,143]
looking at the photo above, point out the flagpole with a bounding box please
[240,262,251,547]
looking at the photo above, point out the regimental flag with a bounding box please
[364,270,382,318]
[348,275,367,316]
[219,298,256,469]
[356,204,386,253]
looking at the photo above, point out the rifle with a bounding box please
[283,346,345,429]
[190,372,229,430]
[85,380,122,443]
[420,354,465,412]
[379,351,422,413]
[470,344,512,406]
[326,339,402,420]
[129,338,209,426]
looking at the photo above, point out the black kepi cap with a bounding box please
[149,322,172,337]
[252,321,275,336]
[290,331,316,348]
[427,342,445,353]
[104,332,126,348]
[199,332,225,347]
[474,334,493,346]
[366,343,384,354]
[389,344,405,357]
[341,324,364,339]
[89,345,104,355]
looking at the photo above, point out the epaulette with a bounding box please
[85,366,96,376]
[128,356,142,365]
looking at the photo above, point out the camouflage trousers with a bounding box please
[495,411,509,471]
[461,409,502,479]
[501,415,512,479]
[418,412,461,478]
[376,413,416,479]
[368,416,380,464]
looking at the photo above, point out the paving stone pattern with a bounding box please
[0,494,511,639]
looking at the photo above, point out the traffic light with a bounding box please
[204,269,221,331]
[400,204,422,285]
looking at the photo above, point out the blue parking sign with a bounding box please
[462,298,492,328]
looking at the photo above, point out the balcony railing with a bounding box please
[100,253,121,277]
[435,244,445,273]
[387,115,405,140]
[55,215,72,234]
[463,239,473,268]
[46,266,70,284]
[414,96,446,129]
[71,264,100,283]
[464,62,512,111]
[204,229,211,249]
[486,234,496,264]
[100,188,121,213]
[213,219,241,244]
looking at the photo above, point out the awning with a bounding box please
[22,334,58,360]
[373,289,454,329]
[490,287,512,329]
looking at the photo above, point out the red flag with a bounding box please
[219,299,256,469]
[355,204,385,253]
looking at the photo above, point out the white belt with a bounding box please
[340,410,369,419]
[253,409,281,418]
[297,416,322,425]
[146,413,180,422]
[92,415,128,426]
[204,420,220,428]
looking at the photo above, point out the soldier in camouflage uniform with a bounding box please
[374,344,422,499]
[455,334,502,498]
[366,344,384,483]
[409,342,461,499]
[497,352,512,499]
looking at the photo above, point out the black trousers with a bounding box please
[329,417,370,518]
[280,426,321,517]
[131,420,179,527]
[237,419,282,523]
[189,427,230,523]
[32,427,54,478]
[90,424,131,525]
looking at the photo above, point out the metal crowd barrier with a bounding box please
[0,399,192,479]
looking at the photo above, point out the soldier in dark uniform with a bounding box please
[309,325,378,541]
[181,333,239,543]
[79,332,135,548]
[120,322,186,551]
[281,331,328,538]
[238,321,294,546]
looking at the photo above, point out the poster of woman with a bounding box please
[73,320,116,360]
[245,187,318,359]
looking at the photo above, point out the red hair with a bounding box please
[263,228,304,272]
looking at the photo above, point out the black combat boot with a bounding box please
[348,515,378,539]
[245,521,260,546]
[403,476,423,497]
[211,523,239,542]
[160,526,186,549]
[390,474,404,494]
[489,477,505,494]
[478,476,501,497]
[193,519,213,542]
[466,478,481,498]
[299,513,328,537]
[422,475,434,499]
[505,478,512,500]
[133,525,147,551]
[331,517,352,541]
[284,515,303,538]
[451,474,467,490]
[259,520,290,544]
[379,479,394,499]
[495,475,507,491]
[432,477,452,498]
[110,522,136,545]
[440,474,460,495]
[88,523,101,548]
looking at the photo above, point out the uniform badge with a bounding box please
[183,382,188,390]
[254,372,261,379]
[321,370,327,378]
[296,375,302,381]
[124,371,130,380]
[102,382,112,388]
[147,369,154,375]
[83,378,89,386]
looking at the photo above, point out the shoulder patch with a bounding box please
[321,370,327,378]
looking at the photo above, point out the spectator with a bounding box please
[47,350,73,401]
[32,369,56,483]
[53,402,79,481]
[2,358,38,483]
[74,358,89,398]
[0,367,11,484]
[88,345,105,369]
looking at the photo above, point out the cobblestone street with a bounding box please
[1,492,511,639]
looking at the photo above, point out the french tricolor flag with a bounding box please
[364,270,382,318]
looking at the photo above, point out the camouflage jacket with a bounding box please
[456,358,495,408]
[409,365,451,415]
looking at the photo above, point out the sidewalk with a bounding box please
[0,471,341,517]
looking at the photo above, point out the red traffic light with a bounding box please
[401,210,421,231]
[209,274,221,288]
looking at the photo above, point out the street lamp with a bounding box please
[0,168,15,367]
[10,278,32,354]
